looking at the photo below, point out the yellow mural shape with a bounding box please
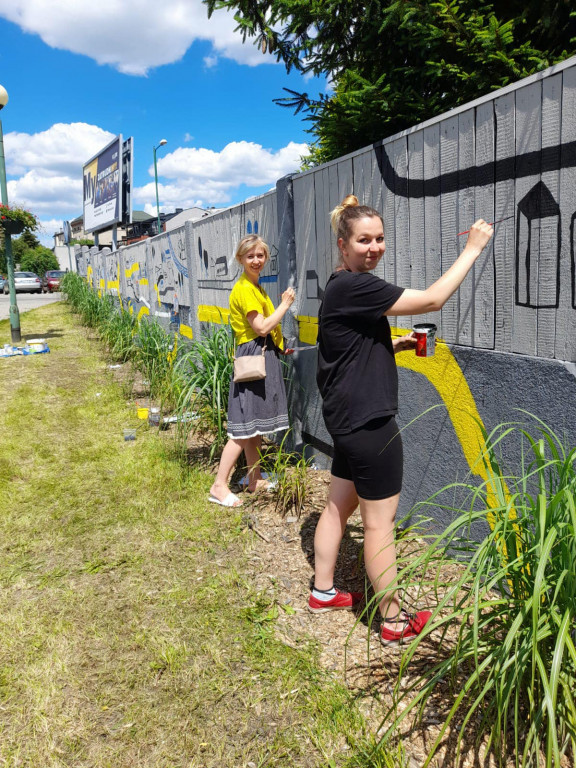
[179,324,194,339]
[193,307,496,507]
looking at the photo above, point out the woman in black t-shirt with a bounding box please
[308,195,493,647]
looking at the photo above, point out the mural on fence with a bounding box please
[76,57,576,527]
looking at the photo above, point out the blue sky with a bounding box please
[0,0,326,244]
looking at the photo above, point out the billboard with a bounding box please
[83,135,122,234]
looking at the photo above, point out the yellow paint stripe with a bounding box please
[297,315,318,345]
[137,306,150,321]
[197,305,230,324]
[392,326,504,514]
[125,263,139,278]
[154,284,161,307]
[139,278,149,286]
[179,324,193,339]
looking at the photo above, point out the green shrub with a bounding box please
[174,325,234,461]
[378,415,576,768]
[260,431,313,517]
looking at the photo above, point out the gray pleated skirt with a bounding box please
[227,335,290,439]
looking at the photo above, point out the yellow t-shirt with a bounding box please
[229,272,283,350]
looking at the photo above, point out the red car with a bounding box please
[43,269,66,293]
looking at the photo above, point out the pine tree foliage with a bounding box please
[205,0,576,164]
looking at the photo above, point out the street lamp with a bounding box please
[0,84,21,343]
[153,139,167,235]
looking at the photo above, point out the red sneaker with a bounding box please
[308,588,364,614]
[380,610,432,647]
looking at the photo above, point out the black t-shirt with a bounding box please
[317,270,405,434]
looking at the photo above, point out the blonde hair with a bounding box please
[330,194,383,244]
[234,234,270,264]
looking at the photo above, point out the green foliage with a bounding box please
[19,246,59,277]
[69,238,94,247]
[100,308,138,363]
[174,325,235,461]
[14,230,41,251]
[132,319,181,408]
[377,415,576,767]
[260,431,313,517]
[205,0,576,163]
[0,203,39,231]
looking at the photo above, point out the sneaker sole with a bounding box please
[307,604,355,614]
[380,633,418,647]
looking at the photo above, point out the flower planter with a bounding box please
[1,219,25,235]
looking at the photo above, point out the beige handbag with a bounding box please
[233,343,266,383]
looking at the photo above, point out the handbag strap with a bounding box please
[234,337,267,359]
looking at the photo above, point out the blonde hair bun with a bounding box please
[330,194,359,234]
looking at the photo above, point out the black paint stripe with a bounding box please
[374,140,576,198]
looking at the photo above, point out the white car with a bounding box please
[3,272,42,294]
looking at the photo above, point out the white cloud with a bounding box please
[3,123,116,228]
[4,123,114,177]
[4,121,307,233]
[147,140,308,197]
[132,140,307,209]
[0,0,271,75]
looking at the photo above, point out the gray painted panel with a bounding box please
[538,74,562,356]
[439,116,460,341]
[557,66,576,361]
[494,93,516,352]
[457,109,476,345]
[474,102,496,348]
[513,81,541,355]
[408,130,426,315]
[423,123,442,328]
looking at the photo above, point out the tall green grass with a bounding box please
[62,273,184,409]
[376,415,576,768]
[174,324,234,461]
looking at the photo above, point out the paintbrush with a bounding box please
[457,215,514,236]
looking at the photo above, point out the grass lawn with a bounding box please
[0,303,375,768]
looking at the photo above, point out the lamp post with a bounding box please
[0,84,21,343]
[153,139,167,235]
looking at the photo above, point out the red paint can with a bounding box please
[413,323,437,357]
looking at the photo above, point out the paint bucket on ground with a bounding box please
[413,323,437,357]
[148,407,161,426]
[26,338,48,352]
[137,406,149,420]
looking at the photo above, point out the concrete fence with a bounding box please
[76,56,576,526]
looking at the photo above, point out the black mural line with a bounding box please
[197,234,238,290]
[372,140,576,197]
[516,181,561,309]
[373,141,576,311]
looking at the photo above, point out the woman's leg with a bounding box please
[244,435,268,492]
[209,438,245,504]
[313,476,359,590]
[358,493,403,625]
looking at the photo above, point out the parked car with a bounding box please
[4,272,42,294]
[0,275,6,292]
[42,269,66,293]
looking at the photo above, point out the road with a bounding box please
[0,291,62,322]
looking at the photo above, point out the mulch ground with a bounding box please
[124,374,569,768]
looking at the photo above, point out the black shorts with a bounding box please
[331,416,403,500]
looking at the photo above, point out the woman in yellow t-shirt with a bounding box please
[209,235,296,507]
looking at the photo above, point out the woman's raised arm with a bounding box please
[247,287,295,337]
[385,219,493,317]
